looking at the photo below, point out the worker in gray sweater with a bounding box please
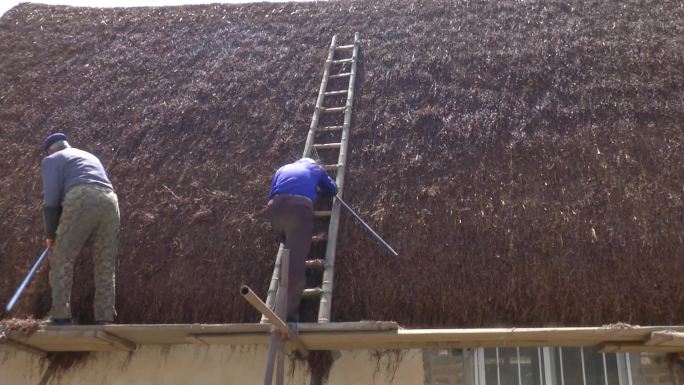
[41,133,119,325]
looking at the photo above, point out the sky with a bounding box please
[0,0,310,18]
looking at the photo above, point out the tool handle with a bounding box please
[335,196,399,256]
[4,246,51,315]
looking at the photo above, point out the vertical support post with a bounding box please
[263,249,290,385]
[317,32,360,323]
[263,335,280,385]
[303,35,338,158]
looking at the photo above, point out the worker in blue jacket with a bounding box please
[267,158,337,322]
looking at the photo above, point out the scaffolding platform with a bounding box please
[3,322,684,356]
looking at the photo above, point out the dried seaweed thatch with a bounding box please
[0,0,682,327]
[0,317,41,336]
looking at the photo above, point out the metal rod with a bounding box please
[240,285,309,356]
[335,196,398,256]
[4,246,51,315]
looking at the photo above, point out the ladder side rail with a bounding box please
[261,243,285,323]
[317,32,360,323]
[302,35,337,158]
[262,35,336,323]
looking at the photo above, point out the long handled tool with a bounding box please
[335,196,398,256]
[2,246,51,318]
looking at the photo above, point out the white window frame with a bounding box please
[542,347,556,385]
[616,352,633,385]
[468,348,641,385]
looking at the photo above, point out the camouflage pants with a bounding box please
[49,184,119,322]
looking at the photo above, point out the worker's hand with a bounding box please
[45,238,55,247]
[43,206,62,242]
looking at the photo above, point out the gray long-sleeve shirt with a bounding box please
[41,147,113,207]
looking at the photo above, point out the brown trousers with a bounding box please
[265,194,314,322]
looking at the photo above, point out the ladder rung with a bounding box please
[305,259,326,269]
[323,164,342,171]
[302,288,324,297]
[328,73,352,79]
[329,58,354,65]
[321,107,346,114]
[314,210,332,218]
[324,90,348,96]
[313,143,342,150]
[335,45,355,51]
[317,126,344,133]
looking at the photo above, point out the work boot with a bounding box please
[44,317,72,326]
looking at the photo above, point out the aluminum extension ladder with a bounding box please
[261,33,360,325]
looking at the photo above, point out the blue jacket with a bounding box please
[268,160,337,202]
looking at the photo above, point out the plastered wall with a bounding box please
[0,345,424,385]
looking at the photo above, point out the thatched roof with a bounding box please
[0,0,682,326]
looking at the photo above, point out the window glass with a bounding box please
[485,348,500,385]
[604,352,619,385]
[583,348,605,385]
[464,348,477,385]
[423,349,466,385]
[556,348,582,385]
[499,348,520,385]
[519,348,543,385]
[628,353,646,385]
[446,346,652,385]
[637,353,675,385]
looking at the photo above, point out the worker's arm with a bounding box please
[316,167,338,197]
[42,207,62,244]
[41,158,63,242]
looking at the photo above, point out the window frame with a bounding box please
[467,348,640,385]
